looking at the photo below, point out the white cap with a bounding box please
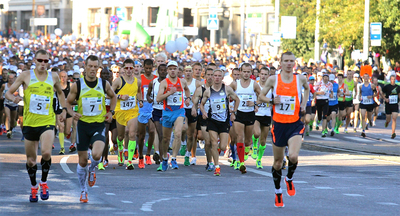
[329,74,335,81]
[102,60,108,65]
[354,73,360,78]
[73,65,79,71]
[67,70,74,76]
[373,66,378,71]
[321,69,327,73]
[317,72,323,76]
[30,65,36,70]
[301,72,308,76]
[167,61,178,67]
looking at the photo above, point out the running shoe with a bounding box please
[184,156,190,166]
[199,140,205,149]
[391,133,396,139]
[214,167,221,176]
[153,152,160,164]
[124,150,128,160]
[309,124,313,132]
[190,157,197,165]
[239,163,247,174]
[256,159,263,169]
[157,164,163,171]
[113,143,118,154]
[6,131,11,139]
[103,160,109,168]
[52,144,55,149]
[285,177,296,196]
[59,148,65,155]
[126,160,134,170]
[244,152,249,161]
[321,131,326,137]
[87,149,91,160]
[207,162,215,172]
[69,143,76,152]
[171,159,179,169]
[133,149,139,160]
[39,182,49,200]
[109,145,114,155]
[330,130,335,137]
[205,163,209,170]
[30,186,39,202]
[138,158,145,169]
[0,129,2,136]
[2,127,6,134]
[251,147,258,160]
[361,130,366,138]
[344,128,348,134]
[353,128,357,133]
[162,160,168,171]
[334,127,340,134]
[80,191,88,203]
[66,133,71,139]
[88,171,96,187]
[305,132,309,136]
[233,161,240,170]
[230,159,236,167]
[315,124,319,131]
[180,144,186,156]
[145,155,152,165]
[385,121,389,128]
[274,193,284,208]
[98,162,105,170]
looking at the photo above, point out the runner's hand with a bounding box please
[121,95,129,100]
[191,107,197,117]
[167,87,177,95]
[104,112,113,123]
[230,113,236,122]
[59,110,66,123]
[73,112,82,121]
[13,97,22,104]
[139,100,144,108]
[301,105,306,115]
[273,96,281,104]
[202,112,208,120]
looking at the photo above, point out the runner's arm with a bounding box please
[136,78,143,106]
[105,81,116,112]
[66,82,78,117]
[146,81,153,103]
[199,88,210,119]
[300,76,309,110]
[259,76,275,103]
[5,72,26,103]
[156,80,171,103]
[226,86,240,113]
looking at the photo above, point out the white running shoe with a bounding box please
[190,157,197,165]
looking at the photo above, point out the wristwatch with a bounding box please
[109,110,115,115]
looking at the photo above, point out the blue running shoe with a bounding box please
[29,186,39,202]
[207,162,214,172]
[39,182,49,200]
[171,159,179,169]
[162,160,168,171]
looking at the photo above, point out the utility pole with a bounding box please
[363,0,370,61]
[31,0,35,35]
[240,0,244,53]
[314,0,320,62]
[274,0,279,56]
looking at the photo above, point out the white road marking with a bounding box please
[345,136,375,143]
[343,194,364,197]
[315,187,333,189]
[293,181,308,184]
[376,202,398,206]
[60,155,73,174]
[105,193,115,196]
[121,201,133,204]
[213,192,226,195]
[233,191,246,193]
[196,194,209,196]
[309,134,338,141]
[220,160,272,177]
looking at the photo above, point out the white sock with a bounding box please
[185,151,191,157]
[77,164,88,192]
[155,151,160,155]
[171,157,176,160]
[89,157,101,172]
[275,188,282,194]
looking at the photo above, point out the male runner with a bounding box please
[259,51,309,208]
[358,73,376,137]
[314,73,333,137]
[229,63,261,174]
[112,59,143,170]
[200,69,238,176]
[327,74,339,136]
[344,71,356,133]
[335,74,350,134]
[58,71,73,154]
[381,75,399,138]
[156,61,191,171]
[136,59,157,168]
[0,73,19,138]
[371,77,382,126]
[147,64,167,171]
[5,49,67,202]
[66,55,116,202]
[305,76,316,136]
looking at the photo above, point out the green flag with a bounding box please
[118,21,151,47]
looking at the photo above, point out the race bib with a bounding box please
[258,102,270,111]
[389,95,398,104]
[167,91,182,106]
[120,96,136,110]
[329,92,337,101]
[276,96,296,115]
[346,90,353,99]
[362,96,373,105]
[29,94,51,115]
[143,87,148,101]
[238,94,254,110]
[211,98,226,113]
[82,97,103,116]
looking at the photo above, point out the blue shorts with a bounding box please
[138,102,153,124]
[271,120,304,147]
[5,104,18,111]
[162,108,185,128]
[152,109,163,122]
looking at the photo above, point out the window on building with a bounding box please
[267,13,275,35]
[126,7,133,21]
[183,8,193,27]
[148,7,159,27]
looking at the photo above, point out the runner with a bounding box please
[358,73,376,137]
[327,74,339,136]
[344,71,356,133]
[137,59,157,168]
[57,71,73,154]
[65,55,116,203]
[335,74,350,134]
[371,77,382,127]
[5,49,67,202]
[314,73,333,137]
[304,76,316,136]
[192,67,214,171]
[200,69,239,176]
[112,59,143,170]
[352,73,362,132]
[147,64,167,171]
[156,61,191,171]
[229,63,261,174]
[381,75,399,139]
[0,73,19,138]
[252,67,272,169]
[181,65,201,166]
[259,51,309,208]
[0,68,8,135]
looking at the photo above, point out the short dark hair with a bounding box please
[270,66,276,71]
[280,51,295,61]
[338,74,344,78]
[144,59,154,66]
[240,63,252,71]
[35,49,49,58]
[85,55,100,66]
[51,67,59,72]
[122,59,135,67]
[192,62,202,69]
[260,67,270,72]
[206,68,214,73]
[158,64,167,71]
[232,68,240,72]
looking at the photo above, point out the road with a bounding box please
[0,119,399,215]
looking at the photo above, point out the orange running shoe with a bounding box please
[285,177,296,196]
[214,167,221,176]
[0,129,3,136]
[133,149,139,160]
[88,171,96,187]
[39,182,49,200]
[145,155,152,165]
[123,150,128,160]
[29,186,39,202]
[274,193,284,208]
[138,158,145,169]
[66,133,71,139]
[80,191,88,203]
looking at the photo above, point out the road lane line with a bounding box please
[220,160,272,177]
[309,134,339,141]
[60,155,73,174]
[343,194,364,197]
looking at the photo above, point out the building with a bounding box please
[71,0,276,46]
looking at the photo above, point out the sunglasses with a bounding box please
[73,78,79,80]
[124,67,133,70]
[36,59,49,63]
